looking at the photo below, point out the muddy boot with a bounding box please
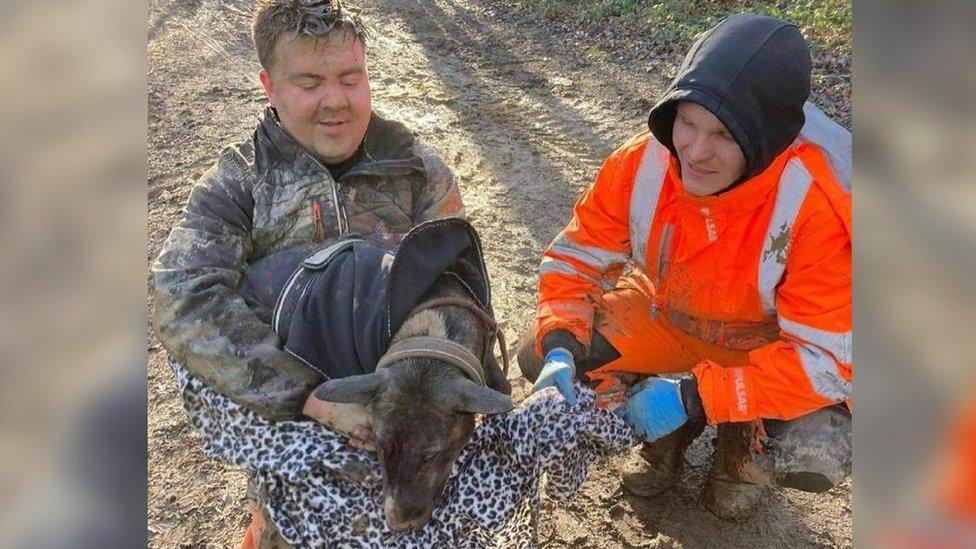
[761,404,852,493]
[702,406,853,520]
[702,422,769,521]
[621,419,705,497]
[702,475,765,521]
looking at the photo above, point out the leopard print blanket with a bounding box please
[172,361,638,547]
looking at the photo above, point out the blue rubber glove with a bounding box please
[530,348,577,406]
[616,377,687,442]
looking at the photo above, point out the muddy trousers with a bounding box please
[518,324,851,492]
[516,274,852,496]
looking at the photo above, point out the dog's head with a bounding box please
[315,360,512,531]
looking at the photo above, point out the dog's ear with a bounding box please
[314,373,386,404]
[482,341,513,395]
[447,378,514,415]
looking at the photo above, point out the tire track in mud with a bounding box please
[362,0,646,364]
[396,0,617,165]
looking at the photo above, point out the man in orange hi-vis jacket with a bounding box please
[516,13,851,520]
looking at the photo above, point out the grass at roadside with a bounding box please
[509,0,851,126]
[516,0,850,55]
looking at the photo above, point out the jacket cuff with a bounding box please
[678,375,706,423]
[541,329,585,363]
[692,361,755,424]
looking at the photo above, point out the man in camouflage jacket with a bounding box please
[152,0,463,422]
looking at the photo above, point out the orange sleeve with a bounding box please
[534,138,646,356]
[695,190,852,423]
[930,398,976,521]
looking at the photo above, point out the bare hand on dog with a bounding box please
[303,393,376,452]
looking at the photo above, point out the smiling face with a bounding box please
[672,101,747,196]
[259,31,371,164]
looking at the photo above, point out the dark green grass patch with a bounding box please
[516,0,850,55]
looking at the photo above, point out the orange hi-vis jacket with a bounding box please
[535,104,852,423]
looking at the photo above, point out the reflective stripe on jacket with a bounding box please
[536,103,851,422]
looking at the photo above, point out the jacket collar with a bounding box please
[669,148,791,215]
[255,107,424,181]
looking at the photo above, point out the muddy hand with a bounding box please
[303,392,376,452]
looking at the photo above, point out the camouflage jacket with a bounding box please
[152,107,464,420]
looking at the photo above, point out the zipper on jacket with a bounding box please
[309,156,349,235]
[656,224,674,281]
[652,223,675,320]
[306,150,423,236]
[311,200,325,242]
[330,179,349,234]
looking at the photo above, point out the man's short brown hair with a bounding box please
[252,0,368,71]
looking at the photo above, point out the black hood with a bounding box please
[648,14,811,181]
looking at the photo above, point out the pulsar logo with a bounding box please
[700,207,718,243]
[733,368,748,413]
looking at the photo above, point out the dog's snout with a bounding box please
[383,498,431,532]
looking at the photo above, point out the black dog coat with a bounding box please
[240,218,507,391]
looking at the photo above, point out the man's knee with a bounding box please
[761,405,852,492]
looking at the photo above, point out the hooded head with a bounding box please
[648,14,811,193]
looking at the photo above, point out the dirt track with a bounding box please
[148,0,852,546]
